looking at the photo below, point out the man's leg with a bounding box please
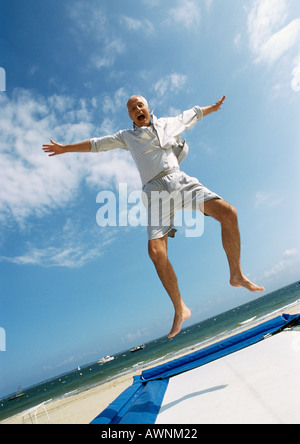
[203,199,265,292]
[148,234,191,338]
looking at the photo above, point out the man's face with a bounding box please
[127,96,151,128]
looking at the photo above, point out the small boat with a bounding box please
[97,355,114,364]
[130,344,145,353]
[8,387,26,402]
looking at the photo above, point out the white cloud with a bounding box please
[254,191,271,208]
[263,249,300,278]
[68,1,126,71]
[68,1,107,39]
[257,18,300,65]
[166,0,201,28]
[205,0,213,12]
[170,73,187,90]
[101,87,128,115]
[254,191,283,208]
[93,38,126,70]
[247,0,300,91]
[0,218,118,268]
[120,16,154,35]
[154,73,187,97]
[291,54,300,91]
[247,0,288,55]
[234,33,242,51]
[121,327,149,345]
[0,243,102,269]
[0,89,139,228]
[0,88,142,268]
[284,248,299,258]
[0,91,88,226]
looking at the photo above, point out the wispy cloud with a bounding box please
[263,249,300,278]
[101,87,129,116]
[43,355,75,372]
[121,327,149,345]
[0,89,139,228]
[247,0,288,56]
[0,90,90,226]
[0,244,102,269]
[0,246,99,268]
[256,18,300,65]
[0,218,118,268]
[120,16,154,36]
[0,87,141,268]
[291,54,300,92]
[93,38,126,70]
[68,1,126,70]
[234,33,242,51]
[153,73,187,98]
[254,191,284,208]
[166,0,201,29]
[68,1,107,39]
[247,0,300,91]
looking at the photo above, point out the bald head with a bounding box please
[127,95,151,128]
[127,95,149,111]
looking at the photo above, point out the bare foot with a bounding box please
[230,275,265,292]
[168,306,191,339]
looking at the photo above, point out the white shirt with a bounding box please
[90,106,203,186]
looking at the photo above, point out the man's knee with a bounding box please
[226,203,237,218]
[148,240,168,265]
[205,199,238,224]
[221,203,238,226]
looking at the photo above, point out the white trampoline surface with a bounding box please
[156,330,300,424]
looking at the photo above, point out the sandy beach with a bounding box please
[2,303,300,425]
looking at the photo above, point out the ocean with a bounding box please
[1,280,300,423]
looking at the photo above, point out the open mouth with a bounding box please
[138,114,145,121]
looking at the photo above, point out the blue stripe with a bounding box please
[91,377,144,424]
[141,314,300,381]
[119,379,169,425]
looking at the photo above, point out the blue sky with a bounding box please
[0,0,299,397]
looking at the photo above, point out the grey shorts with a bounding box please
[143,169,221,240]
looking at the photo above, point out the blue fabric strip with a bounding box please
[91,377,169,425]
[141,314,300,382]
[119,379,169,424]
[91,376,144,424]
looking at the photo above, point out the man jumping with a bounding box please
[43,95,264,339]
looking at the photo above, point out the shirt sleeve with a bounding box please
[175,106,203,131]
[153,106,203,148]
[90,131,129,153]
[193,106,203,122]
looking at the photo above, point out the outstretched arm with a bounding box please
[42,139,91,157]
[201,95,226,117]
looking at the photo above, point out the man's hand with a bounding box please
[212,95,226,112]
[43,140,66,157]
[201,95,226,117]
[42,139,91,156]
